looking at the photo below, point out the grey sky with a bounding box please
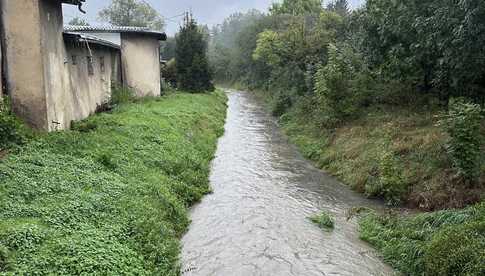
[63,0,364,35]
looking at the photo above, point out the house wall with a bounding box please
[65,43,118,122]
[0,0,48,129]
[0,0,122,131]
[39,0,74,131]
[121,33,161,97]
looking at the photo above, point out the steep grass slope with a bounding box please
[0,91,227,275]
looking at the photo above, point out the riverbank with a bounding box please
[0,91,227,274]
[280,103,484,210]
[248,88,484,275]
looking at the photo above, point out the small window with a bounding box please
[72,55,77,65]
[87,56,94,75]
[99,57,105,73]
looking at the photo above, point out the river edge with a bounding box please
[182,89,395,275]
[227,87,484,276]
[0,91,228,274]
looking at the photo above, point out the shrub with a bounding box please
[439,98,483,183]
[271,90,293,116]
[313,44,362,127]
[365,148,407,206]
[310,211,334,230]
[110,85,136,106]
[0,98,25,149]
[162,58,177,88]
[424,221,485,275]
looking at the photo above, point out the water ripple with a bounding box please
[182,90,393,276]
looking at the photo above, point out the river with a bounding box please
[181,90,394,276]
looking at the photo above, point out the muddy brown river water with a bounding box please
[182,90,394,276]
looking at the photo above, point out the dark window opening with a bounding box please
[87,56,94,75]
[100,57,105,73]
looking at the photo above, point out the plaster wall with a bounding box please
[0,0,48,129]
[121,33,161,97]
[66,43,117,122]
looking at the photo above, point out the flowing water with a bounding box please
[182,90,394,276]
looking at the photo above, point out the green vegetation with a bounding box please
[210,0,485,209]
[175,15,214,92]
[310,211,334,230]
[439,99,483,183]
[359,203,485,275]
[210,0,485,272]
[0,98,28,151]
[98,0,164,31]
[0,91,227,274]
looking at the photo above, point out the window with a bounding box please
[72,55,77,65]
[99,57,105,73]
[87,56,94,75]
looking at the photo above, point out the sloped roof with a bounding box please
[63,32,120,49]
[64,25,167,40]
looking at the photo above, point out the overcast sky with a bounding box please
[63,0,364,35]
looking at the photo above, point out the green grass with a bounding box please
[280,105,485,210]
[0,90,227,274]
[359,202,485,275]
[310,211,334,230]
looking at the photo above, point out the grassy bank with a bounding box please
[273,98,485,275]
[359,203,485,275]
[280,104,484,210]
[0,91,227,274]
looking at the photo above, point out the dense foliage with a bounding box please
[359,203,485,275]
[209,0,485,207]
[0,92,226,274]
[98,0,164,31]
[439,99,483,183]
[175,16,214,92]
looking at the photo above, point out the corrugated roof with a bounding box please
[63,32,121,49]
[64,25,167,40]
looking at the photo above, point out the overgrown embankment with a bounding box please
[359,203,485,275]
[280,104,484,210]
[0,91,227,274]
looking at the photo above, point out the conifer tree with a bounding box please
[175,14,214,92]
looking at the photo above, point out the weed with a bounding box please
[310,211,335,230]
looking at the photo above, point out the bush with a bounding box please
[0,98,25,149]
[162,58,177,89]
[110,85,136,106]
[313,44,362,127]
[271,90,293,116]
[425,221,485,275]
[439,98,483,183]
[365,148,407,206]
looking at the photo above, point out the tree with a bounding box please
[270,0,323,15]
[175,15,214,92]
[68,17,90,26]
[161,36,176,61]
[98,0,164,31]
[327,0,349,17]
